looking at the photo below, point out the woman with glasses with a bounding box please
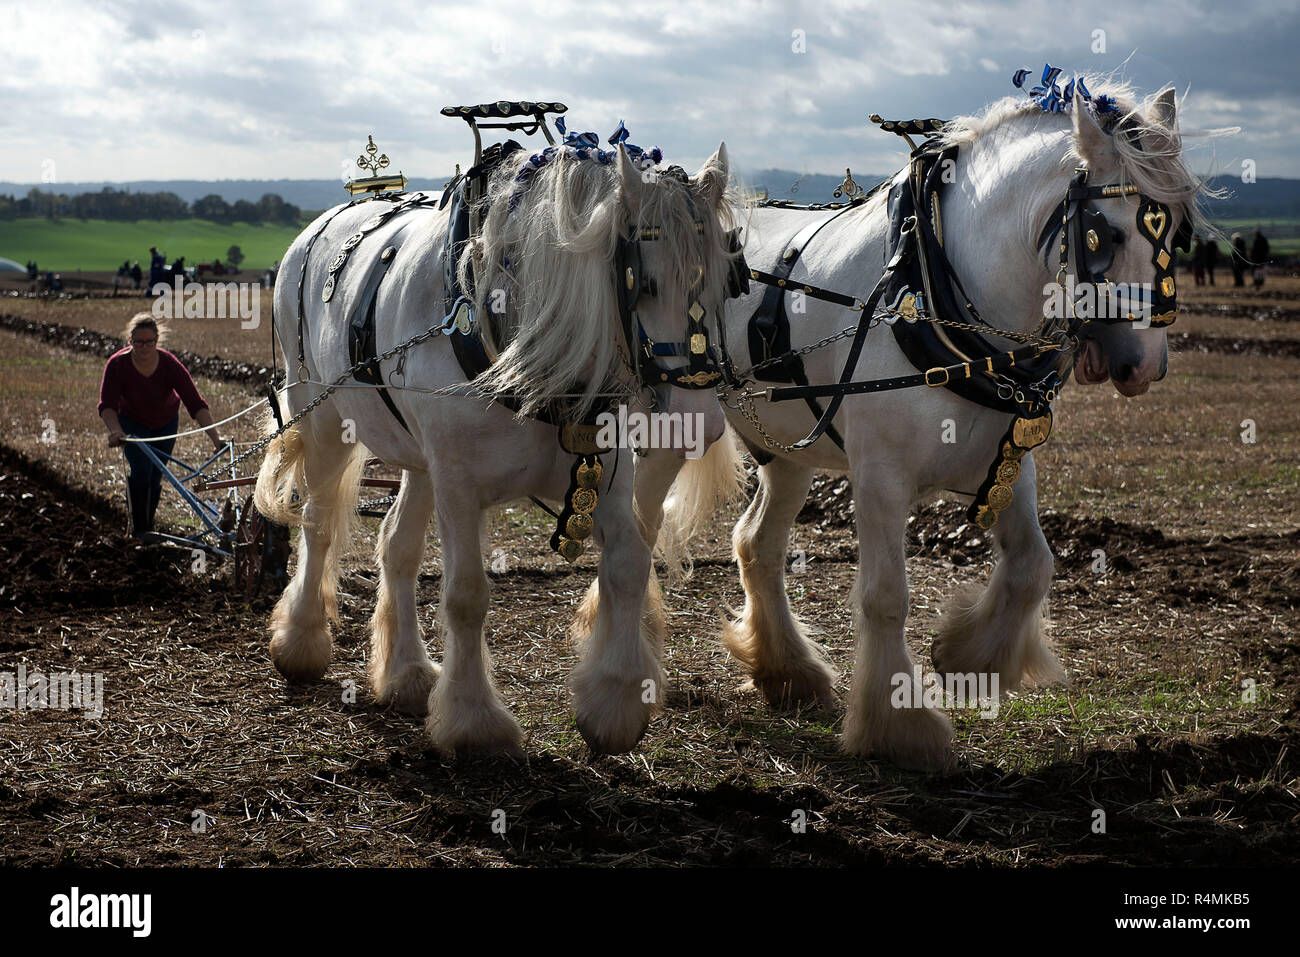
[97,313,224,539]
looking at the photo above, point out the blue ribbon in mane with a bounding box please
[507,118,664,212]
[1013,63,1120,126]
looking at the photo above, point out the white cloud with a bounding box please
[0,0,1295,183]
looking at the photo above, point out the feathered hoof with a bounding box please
[269,622,332,682]
[841,704,953,773]
[374,659,440,715]
[750,661,839,712]
[425,692,525,758]
[576,710,651,756]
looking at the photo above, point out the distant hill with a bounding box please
[2,171,1296,223]
[0,179,454,213]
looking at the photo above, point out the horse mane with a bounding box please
[940,78,1227,229]
[458,149,736,421]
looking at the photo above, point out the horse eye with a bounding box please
[1111,227,1126,245]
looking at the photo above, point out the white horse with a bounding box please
[256,139,738,756]
[626,82,1206,769]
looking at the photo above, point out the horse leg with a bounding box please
[723,456,837,708]
[368,469,441,714]
[570,484,662,755]
[931,453,1065,691]
[570,447,681,657]
[841,478,952,770]
[268,418,362,682]
[424,484,522,755]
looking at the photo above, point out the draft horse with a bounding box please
[257,121,739,755]
[634,78,1204,769]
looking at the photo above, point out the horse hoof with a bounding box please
[576,715,650,756]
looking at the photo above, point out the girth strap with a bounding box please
[746,207,859,450]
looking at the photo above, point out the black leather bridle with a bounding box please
[1036,167,1192,330]
[614,170,748,392]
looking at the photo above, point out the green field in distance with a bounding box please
[0,218,306,271]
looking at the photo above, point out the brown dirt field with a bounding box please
[0,276,1296,868]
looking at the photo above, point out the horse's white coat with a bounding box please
[641,85,1205,769]
[256,142,738,755]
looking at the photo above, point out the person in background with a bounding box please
[1251,229,1270,289]
[1191,234,1205,286]
[147,247,166,293]
[98,314,225,539]
[1230,234,1247,287]
[113,260,130,296]
[171,256,186,282]
[130,260,143,290]
[1204,237,1219,286]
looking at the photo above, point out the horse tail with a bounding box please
[652,427,747,580]
[254,394,305,526]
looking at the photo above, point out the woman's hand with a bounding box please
[107,430,125,447]
[210,434,226,452]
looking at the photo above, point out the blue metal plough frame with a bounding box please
[130,440,238,557]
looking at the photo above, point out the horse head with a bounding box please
[462,135,739,457]
[1062,86,1193,396]
[614,142,737,456]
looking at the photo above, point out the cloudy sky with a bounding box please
[2,0,1295,187]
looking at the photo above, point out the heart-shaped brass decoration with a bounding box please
[1143,208,1167,239]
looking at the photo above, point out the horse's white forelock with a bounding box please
[458,150,736,421]
[940,79,1226,230]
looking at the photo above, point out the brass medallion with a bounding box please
[565,513,594,539]
[1012,414,1053,449]
[986,484,1014,510]
[575,461,603,488]
[321,276,335,303]
[571,488,598,514]
[1142,208,1167,239]
[996,460,1021,486]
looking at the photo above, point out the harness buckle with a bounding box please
[924,367,949,387]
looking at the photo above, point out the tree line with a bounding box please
[0,187,303,224]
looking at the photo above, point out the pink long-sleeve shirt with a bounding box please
[98,347,209,429]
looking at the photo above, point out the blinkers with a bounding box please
[1041,166,1192,329]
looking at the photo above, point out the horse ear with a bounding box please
[1152,88,1178,131]
[693,141,730,208]
[617,146,643,220]
[1071,90,1115,166]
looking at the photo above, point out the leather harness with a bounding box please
[738,119,1188,529]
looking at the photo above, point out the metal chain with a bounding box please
[206,322,475,483]
[722,293,1074,452]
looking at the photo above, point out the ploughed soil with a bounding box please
[1,275,1297,867]
[1,441,1295,867]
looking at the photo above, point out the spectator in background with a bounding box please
[1251,229,1270,288]
[98,314,224,538]
[1191,234,1206,286]
[113,260,130,296]
[1204,238,1219,286]
[131,261,143,290]
[1230,234,1247,287]
[147,247,166,293]
[171,256,186,282]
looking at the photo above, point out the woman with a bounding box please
[98,314,224,538]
